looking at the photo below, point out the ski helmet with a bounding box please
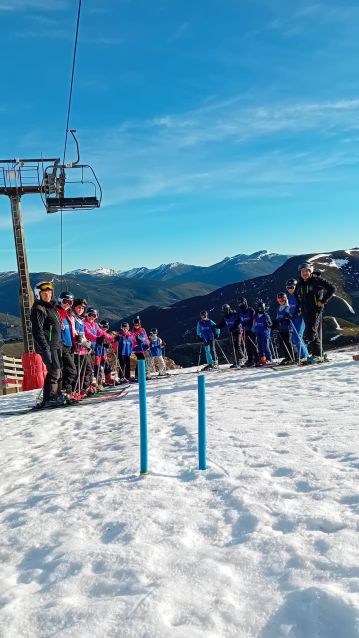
[222,304,231,313]
[58,291,74,306]
[133,316,141,325]
[256,300,266,313]
[200,310,208,318]
[73,297,88,308]
[298,261,314,273]
[86,307,98,318]
[150,328,158,334]
[286,279,297,289]
[99,319,110,330]
[34,281,54,300]
[121,322,130,329]
[277,292,287,302]
[239,297,248,310]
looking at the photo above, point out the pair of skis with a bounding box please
[0,385,132,417]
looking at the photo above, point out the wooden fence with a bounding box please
[0,355,24,395]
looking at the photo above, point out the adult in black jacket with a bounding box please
[30,281,63,406]
[216,304,244,367]
[295,262,335,357]
[238,297,258,365]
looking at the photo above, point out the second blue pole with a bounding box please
[198,374,207,470]
[138,359,148,475]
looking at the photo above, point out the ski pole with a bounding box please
[230,332,238,367]
[214,338,230,364]
[197,342,203,372]
[289,320,307,363]
[241,329,248,363]
[320,311,323,361]
[212,336,219,368]
[278,331,295,362]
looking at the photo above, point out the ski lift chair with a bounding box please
[43,164,102,213]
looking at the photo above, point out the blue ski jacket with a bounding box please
[216,311,240,333]
[275,304,291,332]
[197,319,219,342]
[238,308,255,332]
[253,312,272,335]
[287,293,300,317]
[149,336,163,357]
[118,331,133,356]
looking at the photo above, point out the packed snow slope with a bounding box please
[0,353,358,638]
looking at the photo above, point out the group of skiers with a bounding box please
[196,261,335,369]
[30,285,166,408]
[29,260,335,407]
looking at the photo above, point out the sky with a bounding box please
[0,0,359,273]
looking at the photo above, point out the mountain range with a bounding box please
[66,250,290,287]
[0,250,289,323]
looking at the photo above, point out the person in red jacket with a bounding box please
[130,316,150,380]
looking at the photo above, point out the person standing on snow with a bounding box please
[295,262,335,361]
[272,292,295,363]
[285,279,308,360]
[216,304,244,368]
[72,298,94,397]
[115,322,133,382]
[84,308,114,388]
[196,310,220,370]
[98,319,115,385]
[131,316,150,380]
[148,328,167,375]
[56,292,77,398]
[252,301,272,364]
[30,281,65,408]
[238,297,258,366]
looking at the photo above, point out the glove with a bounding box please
[42,349,52,368]
[266,321,272,328]
[81,337,92,349]
[317,301,325,309]
[96,336,105,345]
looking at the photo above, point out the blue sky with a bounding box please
[0,0,359,273]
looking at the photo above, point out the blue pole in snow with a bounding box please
[198,374,207,470]
[138,359,148,475]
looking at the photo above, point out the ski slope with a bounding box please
[0,352,358,638]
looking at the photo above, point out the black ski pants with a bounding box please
[302,310,322,356]
[230,330,245,364]
[73,353,93,391]
[42,347,62,401]
[60,345,77,395]
[118,354,131,380]
[243,330,258,364]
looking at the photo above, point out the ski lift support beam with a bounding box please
[0,157,60,352]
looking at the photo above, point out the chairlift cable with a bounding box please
[60,0,83,282]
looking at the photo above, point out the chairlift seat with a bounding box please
[46,196,100,213]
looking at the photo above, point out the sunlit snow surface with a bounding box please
[0,352,358,638]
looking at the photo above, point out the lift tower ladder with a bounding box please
[0,158,60,352]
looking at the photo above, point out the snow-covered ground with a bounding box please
[0,352,358,638]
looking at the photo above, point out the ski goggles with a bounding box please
[38,281,54,292]
[277,296,287,302]
[286,286,295,290]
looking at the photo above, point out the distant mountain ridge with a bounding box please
[65,250,290,286]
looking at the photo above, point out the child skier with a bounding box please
[238,297,258,366]
[216,304,244,367]
[56,292,77,398]
[252,301,272,364]
[72,297,94,397]
[116,322,133,382]
[84,308,114,389]
[131,316,150,380]
[285,279,309,360]
[197,310,220,370]
[98,319,115,385]
[272,292,295,363]
[148,328,167,376]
